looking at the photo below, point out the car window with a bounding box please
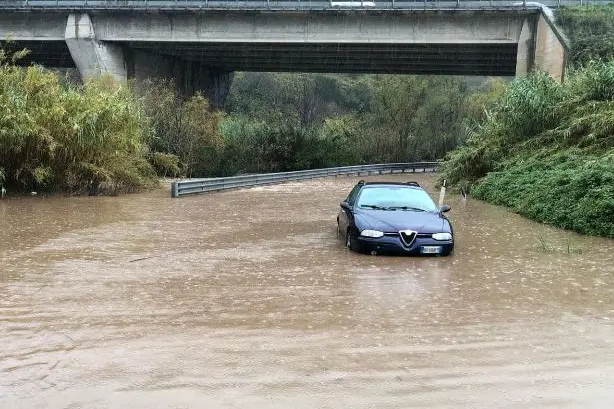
[346,184,361,206]
[356,186,438,212]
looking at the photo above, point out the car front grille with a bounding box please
[399,231,417,247]
[383,231,431,247]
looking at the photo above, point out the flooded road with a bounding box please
[2,173,614,408]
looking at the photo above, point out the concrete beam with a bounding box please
[91,11,529,44]
[64,13,127,82]
[0,12,65,41]
[62,13,232,108]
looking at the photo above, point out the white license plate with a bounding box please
[420,246,441,254]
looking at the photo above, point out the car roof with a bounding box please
[357,181,424,189]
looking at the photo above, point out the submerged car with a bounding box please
[337,181,454,256]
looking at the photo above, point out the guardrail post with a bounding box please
[171,181,179,198]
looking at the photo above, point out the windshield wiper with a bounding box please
[387,206,426,212]
[360,204,388,210]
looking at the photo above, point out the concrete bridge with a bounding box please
[0,0,576,108]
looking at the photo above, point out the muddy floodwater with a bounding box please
[2,174,614,408]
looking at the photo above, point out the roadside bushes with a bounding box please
[0,49,158,194]
[472,153,614,237]
[440,61,614,237]
[223,73,471,173]
[135,78,224,178]
[215,116,360,176]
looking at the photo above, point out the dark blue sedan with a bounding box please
[337,181,454,256]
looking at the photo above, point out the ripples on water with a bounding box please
[1,174,614,408]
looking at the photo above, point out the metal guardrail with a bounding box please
[171,162,440,197]
[1,0,613,9]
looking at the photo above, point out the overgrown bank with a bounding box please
[556,5,614,66]
[440,62,614,238]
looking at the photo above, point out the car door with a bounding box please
[338,184,361,237]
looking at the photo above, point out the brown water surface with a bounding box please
[1,174,614,408]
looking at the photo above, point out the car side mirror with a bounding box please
[440,204,451,213]
[340,201,351,210]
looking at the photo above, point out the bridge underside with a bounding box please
[11,40,518,77]
[12,41,518,76]
[126,42,518,76]
[8,41,75,68]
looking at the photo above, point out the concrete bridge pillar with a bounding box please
[515,8,568,82]
[65,13,126,82]
[515,18,534,77]
[64,13,232,109]
[534,12,567,82]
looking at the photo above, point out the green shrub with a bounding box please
[0,49,158,195]
[441,60,614,237]
[472,152,614,237]
[134,78,224,178]
[217,117,353,175]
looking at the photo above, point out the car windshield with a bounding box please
[356,186,438,212]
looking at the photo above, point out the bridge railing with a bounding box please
[170,162,440,197]
[1,0,611,9]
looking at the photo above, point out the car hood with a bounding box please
[355,208,448,234]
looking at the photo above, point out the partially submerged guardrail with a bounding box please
[171,162,440,197]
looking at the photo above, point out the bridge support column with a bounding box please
[534,12,568,82]
[64,13,126,82]
[515,9,568,82]
[515,18,535,77]
[64,13,232,109]
[127,50,233,109]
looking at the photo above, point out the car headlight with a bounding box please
[361,229,384,238]
[432,232,453,241]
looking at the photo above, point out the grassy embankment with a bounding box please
[440,6,614,238]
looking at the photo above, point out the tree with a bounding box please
[135,78,225,177]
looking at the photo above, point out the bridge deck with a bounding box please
[0,0,608,11]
